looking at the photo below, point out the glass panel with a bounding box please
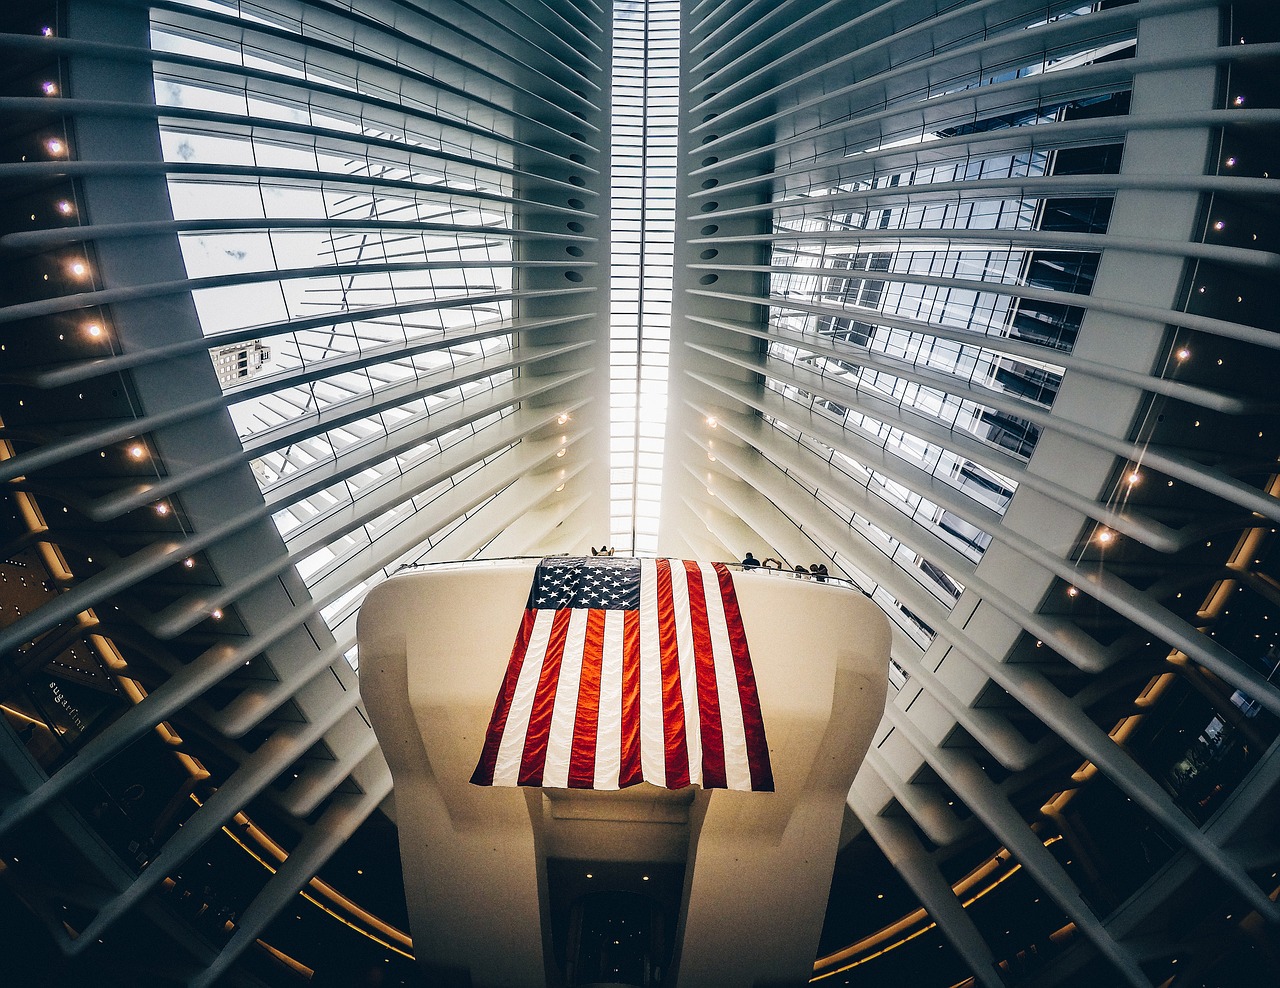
[610,1,680,555]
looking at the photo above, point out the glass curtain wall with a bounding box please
[144,0,590,664]
[756,7,1130,649]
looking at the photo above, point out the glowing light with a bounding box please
[1234,95,1246,106]
[211,609,223,620]
[706,415,718,428]
[128,445,144,459]
[42,81,57,96]
[183,558,195,569]
[69,261,87,277]
[155,502,170,516]
[554,484,565,492]
[41,26,53,36]
[1213,220,1225,231]
[1175,347,1191,361]
[1126,470,1141,485]
[1096,529,1115,546]
[56,200,72,215]
[557,413,569,425]
[86,323,102,337]
[1067,586,1080,598]
[1225,156,1237,167]
[556,448,566,457]
[45,138,65,155]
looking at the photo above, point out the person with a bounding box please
[810,563,829,583]
[741,551,760,569]
[794,564,808,578]
[761,557,783,569]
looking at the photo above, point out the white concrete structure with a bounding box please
[360,562,888,986]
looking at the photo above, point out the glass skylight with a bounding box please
[609,0,679,555]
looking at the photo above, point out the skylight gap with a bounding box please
[609,0,680,555]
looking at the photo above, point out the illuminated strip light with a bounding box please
[1049,479,1280,799]
[254,940,314,978]
[298,888,415,961]
[2,437,209,777]
[10,404,412,963]
[194,794,415,955]
[810,918,940,981]
[812,836,1064,979]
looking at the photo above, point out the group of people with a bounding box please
[740,552,829,582]
[577,545,829,582]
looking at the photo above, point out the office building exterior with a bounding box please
[210,342,272,389]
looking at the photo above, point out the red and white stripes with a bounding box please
[471,559,773,792]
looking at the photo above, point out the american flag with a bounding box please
[470,557,773,792]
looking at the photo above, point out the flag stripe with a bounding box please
[543,610,589,788]
[654,559,691,789]
[687,561,727,789]
[569,609,606,787]
[619,609,643,787]
[638,559,667,786]
[518,608,573,785]
[705,566,752,791]
[671,559,702,787]
[594,611,624,789]
[470,607,537,785]
[491,610,558,785]
[716,563,774,792]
